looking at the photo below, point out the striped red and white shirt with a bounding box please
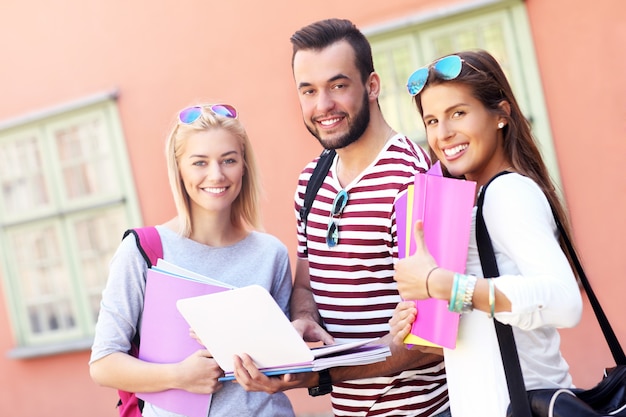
[294,135,449,416]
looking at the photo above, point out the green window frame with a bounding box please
[367,0,562,187]
[0,92,142,358]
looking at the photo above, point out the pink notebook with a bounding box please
[136,262,233,417]
[395,162,476,349]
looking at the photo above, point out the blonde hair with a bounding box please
[165,104,262,237]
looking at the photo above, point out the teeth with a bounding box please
[320,118,341,126]
[444,144,468,157]
[204,187,226,194]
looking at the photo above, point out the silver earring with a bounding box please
[498,122,505,129]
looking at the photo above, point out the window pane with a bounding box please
[426,19,514,92]
[0,133,51,216]
[370,9,525,148]
[70,206,129,323]
[10,224,78,336]
[0,98,142,350]
[53,115,117,201]
[380,45,421,134]
[372,36,427,144]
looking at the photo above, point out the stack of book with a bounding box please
[394,161,476,349]
[175,284,390,381]
[136,260,390,416]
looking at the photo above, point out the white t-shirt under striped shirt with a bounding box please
[294,135,449,417]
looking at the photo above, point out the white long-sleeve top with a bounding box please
[445,173,583,417]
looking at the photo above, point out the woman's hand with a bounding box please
[174,350,224,394]
[394,220,438,300]
[189,328,204,346]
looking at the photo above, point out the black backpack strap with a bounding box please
[551,210,626,364]
[299,149,336,254]
[476,171,532,417]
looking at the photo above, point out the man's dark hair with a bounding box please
[290,18,374,83]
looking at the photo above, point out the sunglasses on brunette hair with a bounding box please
[178,104,238,124]
[406,55,481,96]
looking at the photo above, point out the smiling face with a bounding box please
[178,128,244,217]
[420,82,509,186]
[292,40,371,150]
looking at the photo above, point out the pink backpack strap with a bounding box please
[116,227,163,416]
[123,226,163,267]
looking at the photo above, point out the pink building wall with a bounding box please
[0,0,624,415]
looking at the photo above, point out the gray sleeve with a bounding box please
[89,233,149,364]
[268,242,293,320]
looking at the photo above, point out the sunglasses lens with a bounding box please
[326,221,338,247]
[407,67,429,96]
[331,190,349,216]
[211,104,238,119]
[179,106,203,124]
[433,55,463,80]
[327,190,348,247]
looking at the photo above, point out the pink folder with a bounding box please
[136,267,231,417]
[395,162,476,349]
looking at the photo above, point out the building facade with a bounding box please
[0,0,624,415]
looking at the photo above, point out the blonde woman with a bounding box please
[90,103,295,417]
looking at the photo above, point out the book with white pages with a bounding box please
[135,260,235,417]
[154,258,237,289]
[175,285,391,381]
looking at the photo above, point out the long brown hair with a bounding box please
[414,50,578,271]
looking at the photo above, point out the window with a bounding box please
[0,93,142,357]
[367,0,562,187]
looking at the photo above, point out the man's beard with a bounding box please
[305,91,370,150]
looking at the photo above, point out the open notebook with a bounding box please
[176,285,390,381]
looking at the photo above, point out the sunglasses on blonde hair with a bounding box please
[178,104,238,124]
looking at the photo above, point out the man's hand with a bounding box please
[232,353,315,393]
[292,318,335,345]
[388,301,417,347]
[388,303,444,356]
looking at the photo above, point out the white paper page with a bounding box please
[312,345,391,371]
[310,338,380,358]
[155,259,236,288]
[176,285,314,373]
